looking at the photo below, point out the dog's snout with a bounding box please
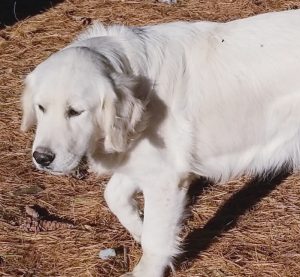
[33,147,55,167]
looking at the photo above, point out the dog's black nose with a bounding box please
[33,147,55,167]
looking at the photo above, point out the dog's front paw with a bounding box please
[131,232,141,244]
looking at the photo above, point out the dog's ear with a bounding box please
[21,76,36,132]
[102,73,152,153]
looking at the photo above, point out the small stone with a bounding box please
[13,185,44,196]
[158,0,177,3]
[99,248,117,260]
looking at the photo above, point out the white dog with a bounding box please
[21,10,300,276]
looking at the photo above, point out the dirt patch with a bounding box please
[1,0,300,276]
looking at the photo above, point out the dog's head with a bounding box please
[21,46,152,174]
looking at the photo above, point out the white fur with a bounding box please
[21,10,300,276]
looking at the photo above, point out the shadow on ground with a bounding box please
[177,170,290,266]
[0,0,64,28]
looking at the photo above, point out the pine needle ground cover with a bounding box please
[1,1,300,276]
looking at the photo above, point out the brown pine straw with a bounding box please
[1,0,300,276]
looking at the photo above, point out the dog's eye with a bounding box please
[38,105,45,113]
[67,107,82,118]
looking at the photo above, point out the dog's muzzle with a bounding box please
[33,147,56,167]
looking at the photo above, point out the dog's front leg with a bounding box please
[123,174,187,277]
[104,173,143,242]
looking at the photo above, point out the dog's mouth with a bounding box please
[35,165,67,176]
[35,156,88,178]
